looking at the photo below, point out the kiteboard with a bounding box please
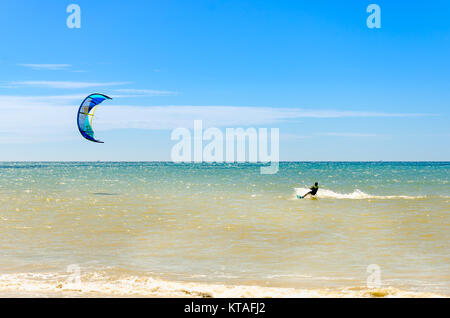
[297,194,318,200]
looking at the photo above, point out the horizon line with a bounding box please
[0,161,448,163]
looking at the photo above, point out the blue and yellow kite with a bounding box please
[76,93,111,143]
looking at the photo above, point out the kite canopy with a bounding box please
[77,93,112,143]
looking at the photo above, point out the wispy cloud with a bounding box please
[0,95,87,107]
[114,88,178,96]
[280,133,311,140]
[317,132,381,137]
[18,64,72,70]
[0,95,436,143]
[7,81,130,89]
[290,110,434,118]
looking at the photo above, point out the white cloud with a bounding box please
[280,133,311,140]
[114,89,178,96]
[317,132,381,137]
[0,94,436,143]
[18,64,72,70]
[7,81,130,89]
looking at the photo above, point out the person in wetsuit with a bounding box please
[297,182,319,199]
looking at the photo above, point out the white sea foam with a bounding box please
[294,188,427,200]
[0,272,445,298]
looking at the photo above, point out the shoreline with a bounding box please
[0,272,447,298]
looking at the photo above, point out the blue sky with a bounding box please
[0,0,449,161]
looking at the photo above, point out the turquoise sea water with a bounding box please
[0,162,448,297]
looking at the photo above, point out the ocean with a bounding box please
[0,162,448,297]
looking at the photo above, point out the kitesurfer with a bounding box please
[297,182,319,199]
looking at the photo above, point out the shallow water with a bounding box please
[0,162,448,297]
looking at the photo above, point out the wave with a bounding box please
[294,188,427,200]
[0,271,445,298]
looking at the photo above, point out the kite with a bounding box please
[76,93,111,143]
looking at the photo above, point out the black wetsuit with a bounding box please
[310,186,319,195]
